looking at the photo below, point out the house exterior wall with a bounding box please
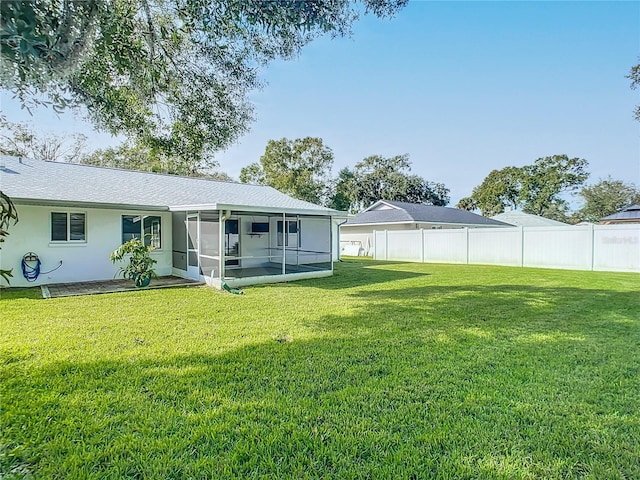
[332,220,340,261]
[2,205,173,288]
[240,214,271,268]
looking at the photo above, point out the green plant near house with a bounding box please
[110,237,157,287]
[0,190,19,283]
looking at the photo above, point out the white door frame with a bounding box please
[186,212,200,280]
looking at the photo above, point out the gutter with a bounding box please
[336,218,349,261]
[11,198,169,212]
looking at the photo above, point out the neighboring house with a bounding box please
[491,210,569,227]
[599,205,640,225]
[340,200,510,255]
[0,156,345,288]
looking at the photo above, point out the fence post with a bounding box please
[420,229,425,263]
[385,230,389,261]
[465,228,470,264]
[520,226,525,267]
[589,223,595,271]
[372,230,376,260]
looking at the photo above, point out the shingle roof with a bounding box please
[491,210,569,227]
[600,204,640,222]
[0,156,340,215]
[346,200,510,227]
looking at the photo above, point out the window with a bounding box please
[277,220,300,247]
[122,215,161,248]
[51,212,86,242]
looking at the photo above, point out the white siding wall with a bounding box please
[238,214,271,268]
[372,224,640,273]
[2,205,173,287]
[300,217,332,264]
[332,220,341,261]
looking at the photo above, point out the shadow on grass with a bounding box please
[338,283,640,329]
[302,259,430,290]
[3,282,639,479]
[0,287,41,301]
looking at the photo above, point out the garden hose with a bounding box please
[221,281,243,295]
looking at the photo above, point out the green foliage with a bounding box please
[350,154,450,211]
[240,137,334,205]
[0,190,18,283]
[110,237,158,287]
[2,261,639,478]
[519,155,589,216]
[470,166,522,216]
[328,167,356,212]
[455,196,478,211]
[1,0,408,165]
[0,119,87,162]
[81,140,232,179]
[467,155,589,217]
[575,177,640,223]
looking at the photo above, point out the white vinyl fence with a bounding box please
[373,224,640,273]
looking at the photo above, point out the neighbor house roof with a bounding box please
[599,204,640,224]
[345,200,511,227]
[0,156,342,216]
[491,210,569,227]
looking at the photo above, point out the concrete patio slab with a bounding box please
[42,276,203,299]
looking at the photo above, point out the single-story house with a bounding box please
[0,156,345,288]
[491,210,569,227]
[599,205,640,225]
[340,200,511,255]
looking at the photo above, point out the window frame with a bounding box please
[50,211,87,243]
[121,214,163,249]
[276,219,301,247]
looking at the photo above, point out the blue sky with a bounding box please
[1,1,639,206]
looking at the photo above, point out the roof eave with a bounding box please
[170,203,347,217]
[12,197,169,211]
[344,220,509,227]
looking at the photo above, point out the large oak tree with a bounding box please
[240,137,334,205]
[347,154,449,212]
[1,0,407,167]
[464,155,589,218]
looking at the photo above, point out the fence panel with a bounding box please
[423,229,467,263]
[387,230,422,261]
[370,224,640,273]
[373,230,387,260]
[593,225,640,272]
[469,228,522,266]
[523,226,592,270]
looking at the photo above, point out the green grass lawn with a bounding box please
[1,260,639,479]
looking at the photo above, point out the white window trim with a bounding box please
[49,211,87,244]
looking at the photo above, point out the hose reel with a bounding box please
[21,252,62,282]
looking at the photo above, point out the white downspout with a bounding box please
[336,218,348,261]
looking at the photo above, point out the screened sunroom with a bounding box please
[171,206,341,288]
